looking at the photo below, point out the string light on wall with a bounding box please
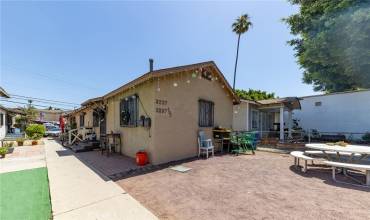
[173,72,178,87]
[186,71,191,84]
[156,77,160,92]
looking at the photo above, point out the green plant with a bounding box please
[0,147,8,157]
[16,138,25,146]
[362,133,370,143]
[3,142,14,148]
[235,89,275,101]
[284,1,370,92]
[25,124,46,140]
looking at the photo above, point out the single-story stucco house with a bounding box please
[66,61,239,165]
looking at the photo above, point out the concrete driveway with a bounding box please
[44,139,157,220]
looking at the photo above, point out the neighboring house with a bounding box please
[65,97,104,139]
[10,107,64,124]
[0,87,10,141]
[293,89,370,139]
[67,61,238,165]
[232,97,301,141]
[35,109,64,123]
[0,105,23,141]
[0,106,8,140]
[0,87,10,98]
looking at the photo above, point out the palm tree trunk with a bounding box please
[233,34,241,91]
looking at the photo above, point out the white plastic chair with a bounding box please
[198,131,214,158]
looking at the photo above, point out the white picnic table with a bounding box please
[305,143,370,161]
[305,143,370,186]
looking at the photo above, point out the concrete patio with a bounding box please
[117,152,370,220]
[73,150,149,180]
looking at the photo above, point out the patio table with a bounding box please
[305,143,370,162]
[306,143,370,186]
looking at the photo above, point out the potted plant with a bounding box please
[16,138,25,146]
[25,124,46,146]
[0,146,8,158]
[3,142,14,153]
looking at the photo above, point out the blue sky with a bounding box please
[1,1,318,109]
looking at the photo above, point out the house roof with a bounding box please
[0,87,10,98]
[299,89,370,99]
[239,97,301,110]
[103,61,239,103]
[0,106,26,115]
[256,97,301,110]
[81,97,103,106]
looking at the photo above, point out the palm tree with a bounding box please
[232,14,252,91]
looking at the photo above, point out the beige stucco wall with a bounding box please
[151,71,233,164]
[233,102,249,131]
[105,81,155,159]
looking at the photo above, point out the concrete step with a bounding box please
[71,141,100,153]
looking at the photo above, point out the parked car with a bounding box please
[45,127,62,137]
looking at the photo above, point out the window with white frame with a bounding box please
[251,110,259,130]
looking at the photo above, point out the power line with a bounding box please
[7,97,78,107]
[3,64,100,91]
[0,100,72,111]
[9,94,80,106]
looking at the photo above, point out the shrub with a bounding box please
[25,124,46,140]
[3,142,14,148]
[362,133,370,143]
[0,147,8,157]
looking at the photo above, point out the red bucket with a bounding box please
[136,151,148,166]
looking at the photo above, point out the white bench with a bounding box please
[290,151,314,172]
[324,161,370,186]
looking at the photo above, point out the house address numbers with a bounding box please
[155,99,172,117]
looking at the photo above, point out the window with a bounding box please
[251,110,259,130]
[0,113,3,126]
[120,95,138,127]
[93,110,99,127]
[315,101,322,106]
[80,113,85,128]
[199,100,214,127]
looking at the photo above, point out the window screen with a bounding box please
[199,100,214,127]
[120,95,138,127]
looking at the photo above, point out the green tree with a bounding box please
[232,14,252,90]
[285,0,370,92]
[15,106,38,130]
[235,89,275,101]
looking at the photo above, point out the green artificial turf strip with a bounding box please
[0,167,52,220]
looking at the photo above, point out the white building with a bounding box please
[0,106,7,141]
[232,89,370,142]
[293,90,370,139]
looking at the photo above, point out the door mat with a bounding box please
[170,165,192,173]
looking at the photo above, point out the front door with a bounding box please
[99,110,106,136]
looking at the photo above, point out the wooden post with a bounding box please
[288,110,292,139]
[68,131,71,145]
[279,106,284,141]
